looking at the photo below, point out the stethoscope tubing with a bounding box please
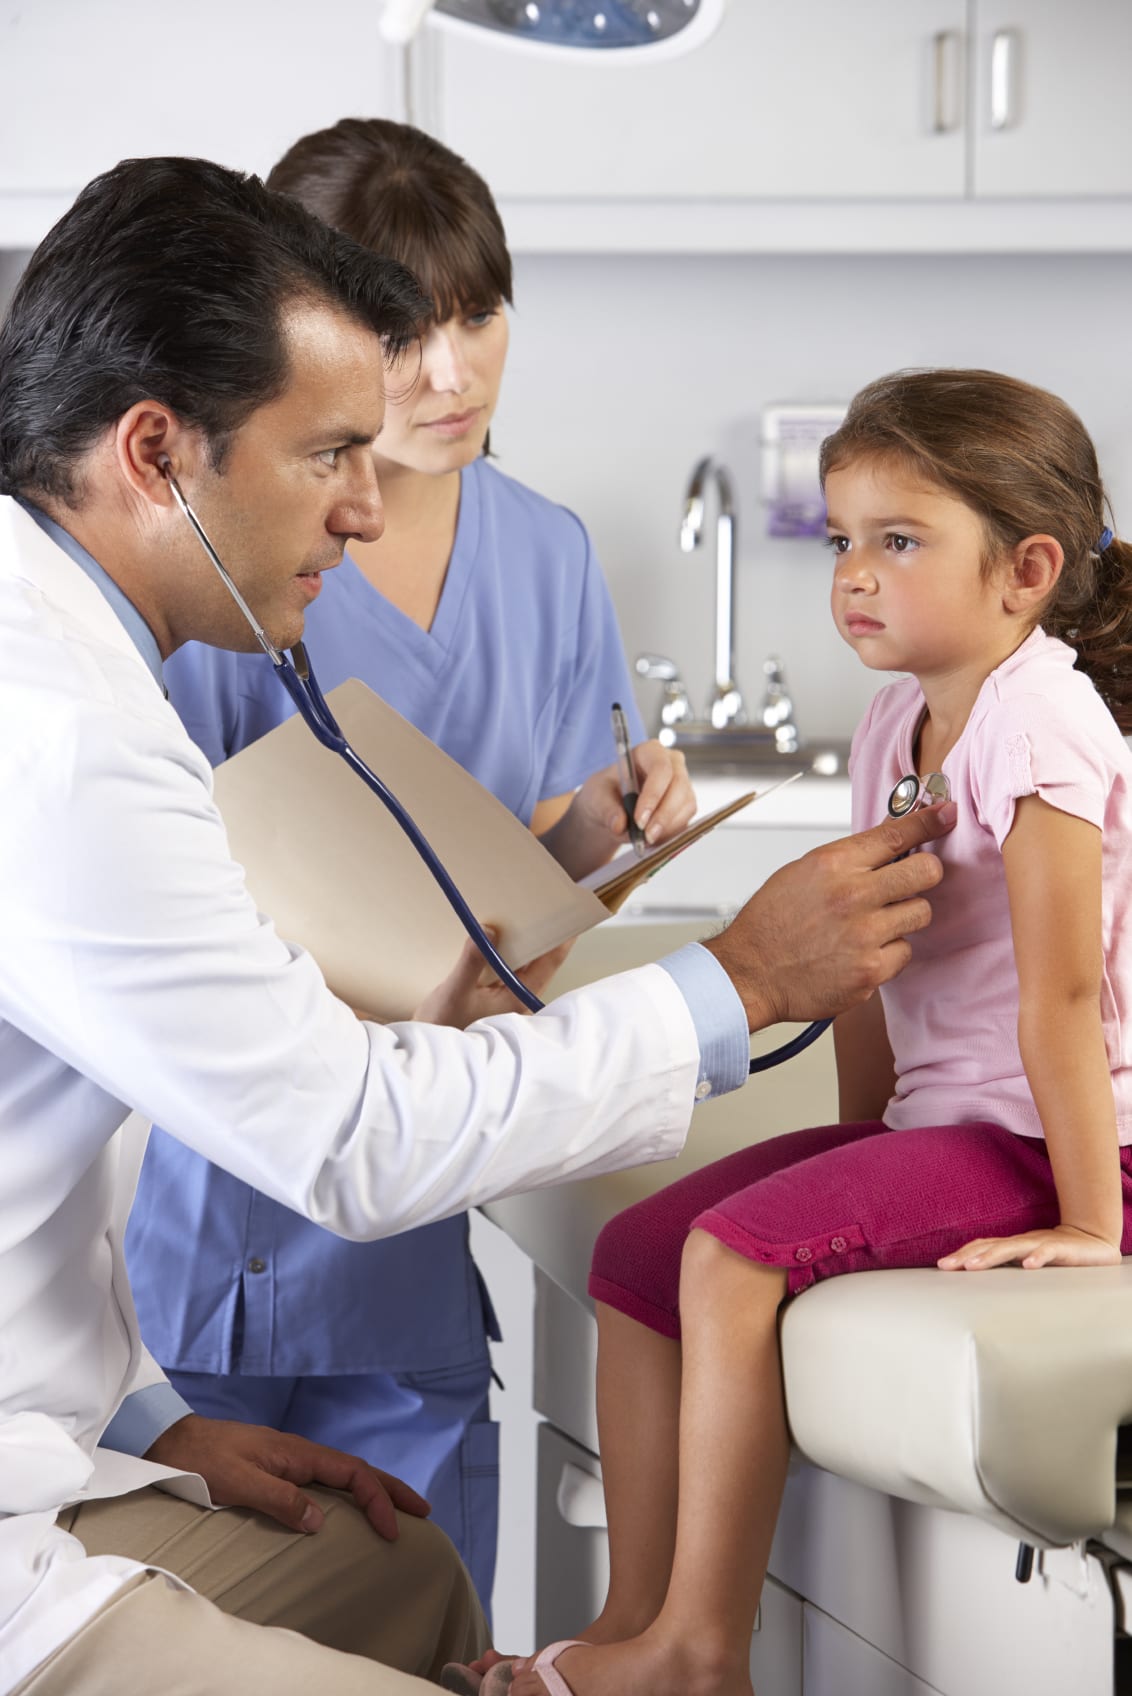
[161,464,827,1073]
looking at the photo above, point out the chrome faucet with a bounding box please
[680,456,745,728]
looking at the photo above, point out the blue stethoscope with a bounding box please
[164,464,827,1075]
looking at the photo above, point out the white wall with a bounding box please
[492,250,1132,741]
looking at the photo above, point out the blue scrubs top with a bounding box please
[126,459,644,1376]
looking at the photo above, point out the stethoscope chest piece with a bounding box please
[887,774,922,818]
[887,770,951,819]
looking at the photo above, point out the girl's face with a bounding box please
[376,303,509,480]
[826,458,1010,679]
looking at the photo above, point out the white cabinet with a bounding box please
[431,1,968,202]
[0,0,404,245]
[972,0,1132,197]
[419,0,1132,252]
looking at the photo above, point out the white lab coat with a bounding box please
[0,496,702,1690]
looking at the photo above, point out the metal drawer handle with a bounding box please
[931,29,962,135]
[990,28,1021,130]
[556,1461,608,1529]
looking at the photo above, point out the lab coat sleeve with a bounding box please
[3,694,703,1241]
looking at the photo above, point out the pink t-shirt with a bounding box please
[849,627,1132,1142]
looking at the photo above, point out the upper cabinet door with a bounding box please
[972,0,1132,196]
[0,0,402,193]
[433,1,968,201]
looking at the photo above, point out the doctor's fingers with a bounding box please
[847,800,958,871]
[273,1442,432,1541]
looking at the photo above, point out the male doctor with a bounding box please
[0,156,953,1696]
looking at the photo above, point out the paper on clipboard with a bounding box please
[211,679,798,1020]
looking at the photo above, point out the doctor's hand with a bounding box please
[413,928,575,1028]
[144,1413,430,1540]
[703,801,957,1031]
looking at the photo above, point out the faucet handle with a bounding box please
[760,654,800,753]
[635,653,695,734]
[636,653,680,683]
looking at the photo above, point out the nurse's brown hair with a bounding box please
[267,118,513,328]
[820,368,1132,730]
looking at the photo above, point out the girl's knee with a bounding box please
[679,1227,788,1304]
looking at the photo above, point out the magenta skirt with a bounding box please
[588,1120,1132,1338]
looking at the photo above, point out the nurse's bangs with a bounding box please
[391,212,512,328]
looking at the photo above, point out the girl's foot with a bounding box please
[492,1630,754,1696]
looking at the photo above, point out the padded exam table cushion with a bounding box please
[779,1261,1132,1548]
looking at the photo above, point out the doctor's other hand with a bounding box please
[703,801,957,1032]
[413,928,575,1028]
[144,1413,430,1540]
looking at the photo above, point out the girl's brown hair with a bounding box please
[819,368,1132,730]
[266,118,512,327]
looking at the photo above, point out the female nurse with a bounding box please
[124,118,695,1616]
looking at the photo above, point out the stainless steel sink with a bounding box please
[659,724,851,778]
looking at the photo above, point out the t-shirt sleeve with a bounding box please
[165,642,298,767]
[969,691,1112,847]
[536,515,644,799]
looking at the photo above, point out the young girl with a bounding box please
[467,368,1132,1696]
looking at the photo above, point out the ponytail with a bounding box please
[1045,533,1132,732]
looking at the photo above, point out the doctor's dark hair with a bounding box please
[820,368,1132,731]
[266,118,513,328]
[0,155,430,507]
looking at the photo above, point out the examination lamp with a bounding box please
[379,0,726,59]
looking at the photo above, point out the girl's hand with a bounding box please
[579,740,696,849]
[938,1224,1123,1272]
[412,929,574,1028]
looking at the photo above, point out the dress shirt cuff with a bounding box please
[658,941,750,1102]
[101,1382,193,1457]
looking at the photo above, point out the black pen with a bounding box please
[611,702,647,860]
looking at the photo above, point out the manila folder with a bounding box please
[211,678,609,1021]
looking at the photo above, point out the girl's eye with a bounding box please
[887,533,919,553]
[824,535,850,555]
[465,308,496,328]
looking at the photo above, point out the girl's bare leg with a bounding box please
[583,1303,683,1642]
[509,1232,790,1696]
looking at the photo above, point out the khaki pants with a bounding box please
[13,1484,489,1694]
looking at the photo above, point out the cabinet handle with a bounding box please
[931,30,962,135]
[990,28,1021,131]
[555,1461,608,1529]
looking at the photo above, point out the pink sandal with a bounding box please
[481,1640,587,1696]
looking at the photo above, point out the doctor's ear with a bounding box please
[112,402,198,508]
[1000,534,1063,615]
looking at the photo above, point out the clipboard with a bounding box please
[211,679,789,1020]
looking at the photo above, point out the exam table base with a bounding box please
[537,1422,1122,1696]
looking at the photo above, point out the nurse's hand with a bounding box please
[144,1413,429,1540]
[540,742,696,880]
[703,802,957,1031]
[413,928,575,1027]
